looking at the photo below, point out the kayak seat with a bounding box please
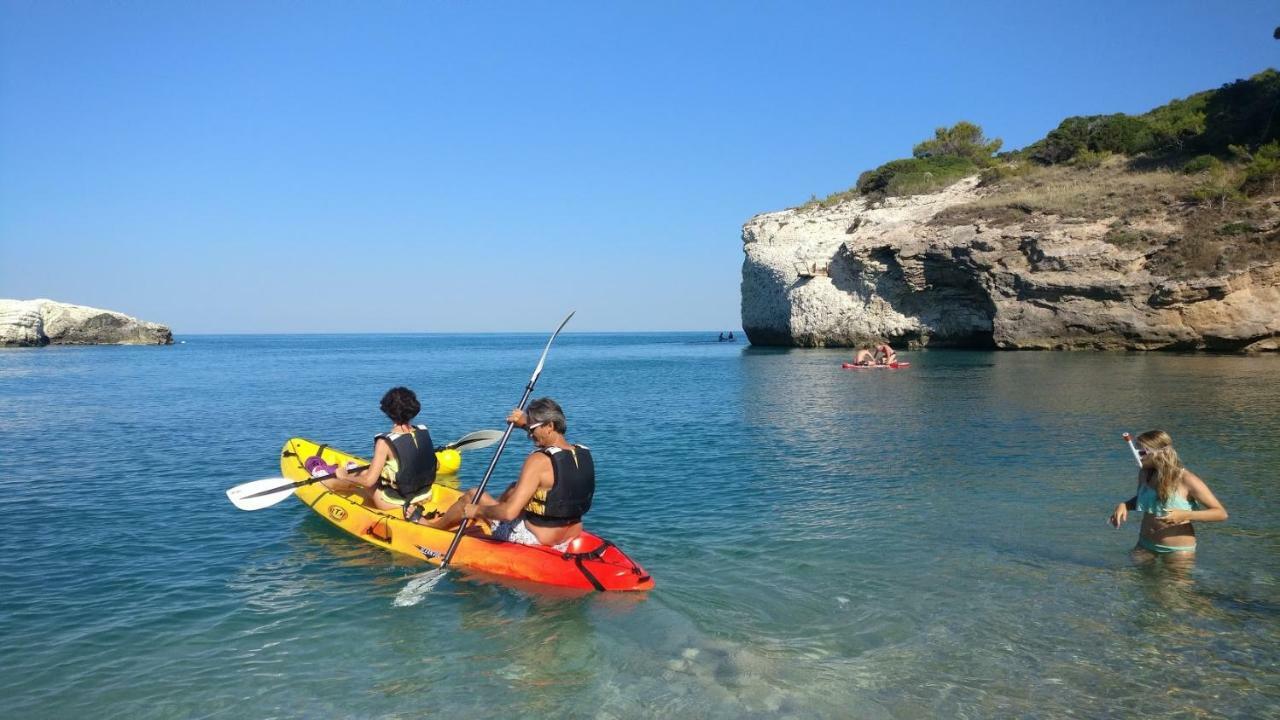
[563,534,605,556]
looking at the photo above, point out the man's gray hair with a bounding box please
[526,397,566,433]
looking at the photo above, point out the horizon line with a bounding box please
[172,329,745,336]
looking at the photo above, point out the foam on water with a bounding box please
[394,568,449,606]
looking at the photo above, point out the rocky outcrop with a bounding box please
[740,177,1280,352]
[0,299,173,347]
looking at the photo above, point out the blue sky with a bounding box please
[1,1,1276,333]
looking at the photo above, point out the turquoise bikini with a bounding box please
[1135,482,1199,553]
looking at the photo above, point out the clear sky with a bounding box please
[1,2,1276,333]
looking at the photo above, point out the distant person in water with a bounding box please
[425,398,593,551]
[718,332,726,341]
[323,386,437,519]
[728,331,734,340]
[1108,430,1227,558]
[874,343,897,365]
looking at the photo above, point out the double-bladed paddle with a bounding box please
[394,312,574,605]
[225,429,504,511]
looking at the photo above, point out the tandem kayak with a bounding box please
[280,437,655,592]
[842,361,911,369]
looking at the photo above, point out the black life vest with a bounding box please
[523,445,594,527]
[376,425,437,498]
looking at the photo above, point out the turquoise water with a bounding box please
[2,334,1278,718]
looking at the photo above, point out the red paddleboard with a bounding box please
[841,362,910,370]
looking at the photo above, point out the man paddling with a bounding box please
[424,397,593,551]
[851,347,876,366]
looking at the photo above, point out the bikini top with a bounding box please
[1135,479,1199,516]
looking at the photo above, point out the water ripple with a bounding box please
[0,337,1277,718]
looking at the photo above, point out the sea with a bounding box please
[1,333,1277,719]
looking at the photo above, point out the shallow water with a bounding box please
[1,334,1277,718]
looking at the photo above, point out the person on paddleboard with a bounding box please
[874,343,897,365]
[851,348,876,366]
[1108,430,1227,559]
[324,386,438,520]
[424,397,594,551]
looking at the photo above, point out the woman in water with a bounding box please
[323,386,438,519]
[425,397,594,550]
[1108,430,1227,557]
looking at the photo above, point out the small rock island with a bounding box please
[0,299,173,347]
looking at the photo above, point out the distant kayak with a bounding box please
[842,362,911,370]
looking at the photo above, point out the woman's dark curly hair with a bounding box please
[380,387,421,425]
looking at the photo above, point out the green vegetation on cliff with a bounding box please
[801,122,1002,207]
[1012,69,1280,203]
[804,68,1280,208]
[1024,69,1279,166]
[799,69,1280,280]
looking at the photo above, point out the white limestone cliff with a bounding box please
[0,299,173,346]
[740,177,1280,352]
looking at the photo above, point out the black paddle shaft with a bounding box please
[438,312,573,569]
[242,464,370,500]
[242,431,499,501]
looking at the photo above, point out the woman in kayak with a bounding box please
[424,397,594,550]
[325,386,438,519]
[1107,430,1227,557]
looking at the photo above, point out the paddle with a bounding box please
[225,429,504,511]
[394,312,575,604]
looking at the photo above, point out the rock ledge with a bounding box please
[740,177,1279,352]
[0,299,173,347]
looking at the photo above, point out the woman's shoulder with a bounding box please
[1179,467,1206,488]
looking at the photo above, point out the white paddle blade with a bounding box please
[393,568,449,606]
[449,429,503,451]
[226,477,298,511]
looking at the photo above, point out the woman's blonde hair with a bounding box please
[1136,430,1184,502]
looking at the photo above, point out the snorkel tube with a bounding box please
[1122,432,1143,467]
